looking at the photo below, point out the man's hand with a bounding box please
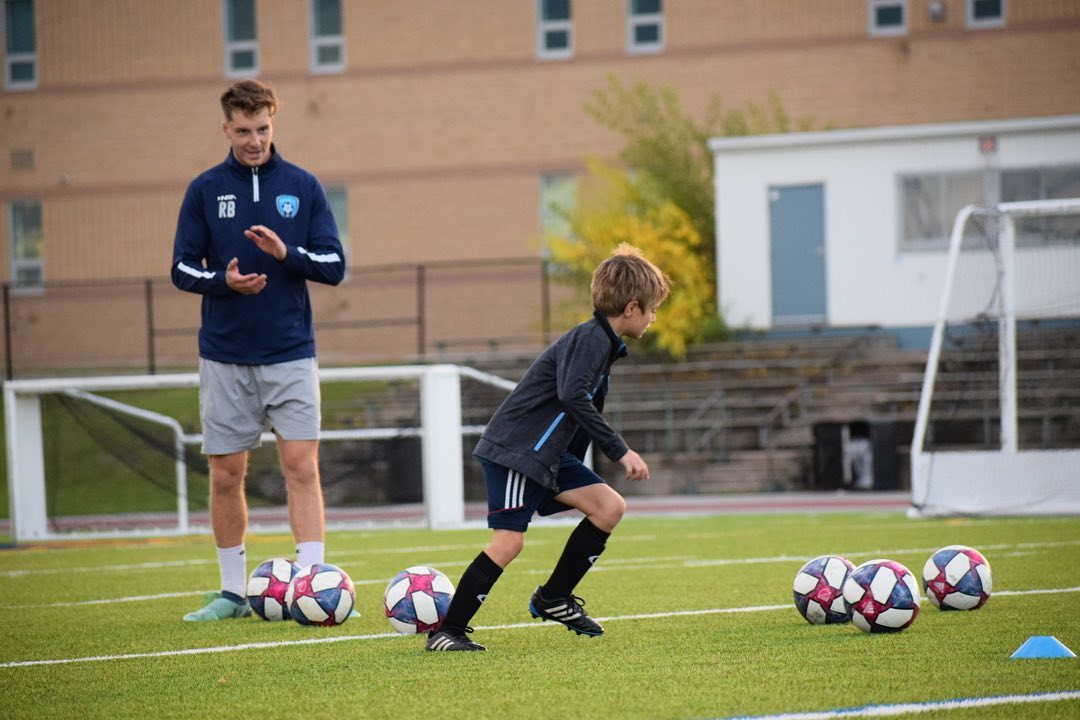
[244,225,287,262]
[618,448,650,482]
[225,257,268,295]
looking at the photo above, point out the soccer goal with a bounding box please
[909,197,1080,517]
[3,364,515,544]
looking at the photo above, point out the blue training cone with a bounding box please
[1010,636,1077,659]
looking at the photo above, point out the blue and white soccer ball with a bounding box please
[792,555,855,625]
[247,557,300,621]
[286,562,356,626]
[922,545,992,611]
[842,559,921,633]
[384,565,455,634]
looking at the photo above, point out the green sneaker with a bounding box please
[183,592,252,622]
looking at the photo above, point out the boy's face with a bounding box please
[620,299,658,339]
[224,107,274,167]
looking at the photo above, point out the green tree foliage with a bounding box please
[547,159,712,358]
[547,76,819,355]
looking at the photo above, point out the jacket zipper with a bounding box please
[252,166,260,203]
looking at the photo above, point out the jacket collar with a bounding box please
[225,143,280,176]
[593,309,629,362]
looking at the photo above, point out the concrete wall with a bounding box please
[712,116,1080,330]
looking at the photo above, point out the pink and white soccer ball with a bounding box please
[792,555,855,625]
[384,565,455,634]
[842,559,921,633]
[922,545,992,611]
[246,557,301,621]
[285,562,356,626]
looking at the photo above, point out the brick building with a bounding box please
[2,0,1079,372]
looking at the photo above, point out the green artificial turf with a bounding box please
[0,513,1077,719]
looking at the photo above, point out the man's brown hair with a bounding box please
[220,79,279,121]
[591,243,671,316]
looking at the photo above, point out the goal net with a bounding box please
[3,365,514,543]
[909,198,1080,517]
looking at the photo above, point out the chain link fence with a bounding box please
[2,257,564,378]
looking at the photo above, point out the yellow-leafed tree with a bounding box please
[547,159,713,358]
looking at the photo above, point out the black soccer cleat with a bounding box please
[528,586,604,637]
[425,627,486,652]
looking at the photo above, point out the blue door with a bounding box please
[769,184,826,326]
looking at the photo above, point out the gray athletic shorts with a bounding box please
[199,357,321,455]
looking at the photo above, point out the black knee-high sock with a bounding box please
[540,517,611,599]
[439,551,503,634]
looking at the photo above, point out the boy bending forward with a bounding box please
[427,244,670,651]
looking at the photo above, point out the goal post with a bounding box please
[909,197,1080,517]
[4,364,515,543]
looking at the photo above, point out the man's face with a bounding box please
[224,108,274,167]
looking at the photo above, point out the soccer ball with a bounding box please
[384,566,455,634]
[922,545,992,611]
[247,557,300,621]
[792,555,855,624]
[842,559,921,633]
[286,562,356,626]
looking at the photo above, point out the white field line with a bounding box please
[1,606,783,668]
[1,586,1078,669]
[716,690,1080,720]
[0,542,506,578]
[685,539,1080,567]
[4,538,1077,580]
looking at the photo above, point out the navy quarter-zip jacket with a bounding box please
[473,310,631,490]
[171,148,345,365]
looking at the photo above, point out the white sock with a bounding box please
[295,541,325,568]
[217,544,247,599]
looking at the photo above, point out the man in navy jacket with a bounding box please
[172,79,345,621]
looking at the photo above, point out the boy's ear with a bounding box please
[623,299,639,317]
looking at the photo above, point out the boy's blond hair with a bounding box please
[591,243,671,316]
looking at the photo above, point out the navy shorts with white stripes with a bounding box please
[481,453,605,532]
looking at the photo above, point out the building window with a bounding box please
[627,0,663,55]
[900,171,984,250]
[310,0,344,74]
[540,172,576,254]
[537,0,573,61]
[9,199,44,291]
[4,0,36,90]
[324,185,351,276]
[224,0,259,77]
[967,0,1005,29]
[1002,165,1080,245]
[868,0,907,37]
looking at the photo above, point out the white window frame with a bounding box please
[868,0,907,37]
[324,184,351,279]
[9,198,44,293]
[309,0,345,75]
[898,169,986,251]
[627,0,664,55]
[224,0,259,78]
[1001,163,1080,246]
[966,0,1006,29]
[537,0,574,61]
[540,171,576,257]
[3,0,37,91]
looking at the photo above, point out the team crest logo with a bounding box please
[276,195,300,219]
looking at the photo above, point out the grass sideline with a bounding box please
[1,512,1078,719]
